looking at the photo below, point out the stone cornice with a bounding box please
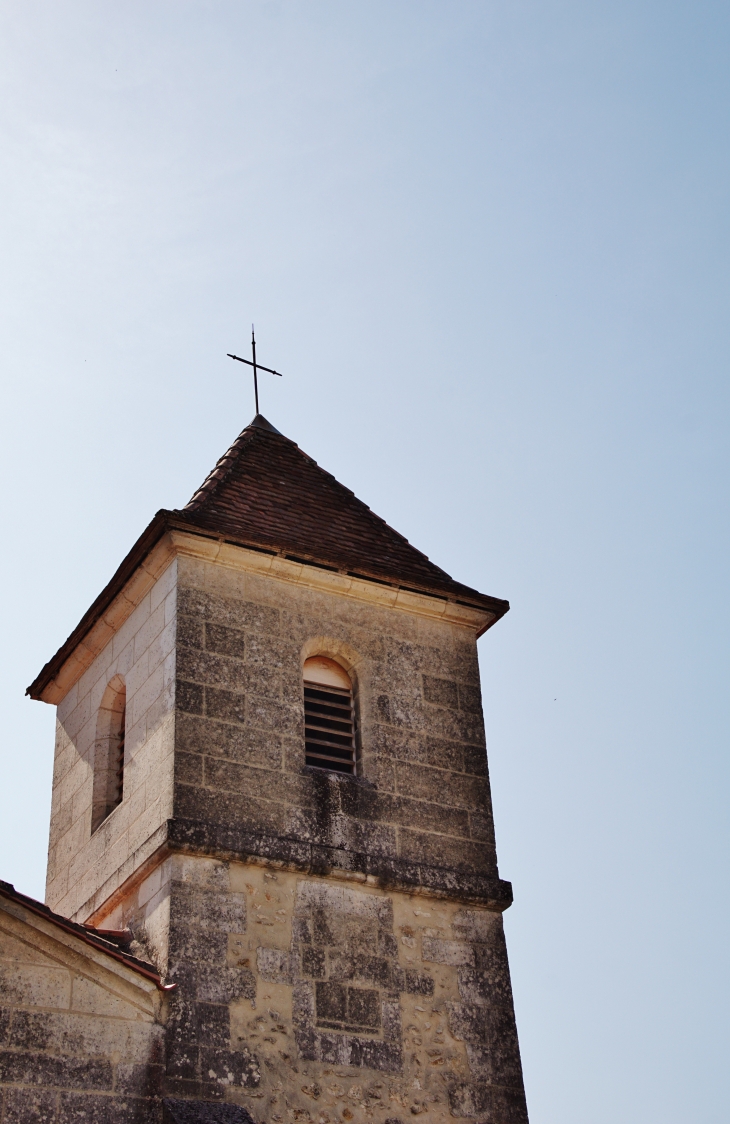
[169,529,495,634]
[29,518,502,705]
[83,826,514,921]
[166,818,513,912]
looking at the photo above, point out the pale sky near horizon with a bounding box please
[0,3,728,1122]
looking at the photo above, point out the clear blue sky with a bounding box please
[1,3,728,1121]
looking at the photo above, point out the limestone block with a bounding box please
[422,938,475,967]
[134,602,167,666]
[150,557,177,613]
[0,963,71,1009]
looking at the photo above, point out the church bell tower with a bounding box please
[27,413,529,1122]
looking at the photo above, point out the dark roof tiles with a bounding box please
[179,415,493,605]
[27,414,508,701]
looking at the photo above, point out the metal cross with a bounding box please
[227,326,282,415]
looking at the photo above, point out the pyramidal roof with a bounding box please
[27,415,508,700]
[177,414,490,602]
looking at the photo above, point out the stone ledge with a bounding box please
[165,818,513,911]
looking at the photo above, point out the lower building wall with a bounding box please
[97,853,528,1124]
[0,897,166,1124]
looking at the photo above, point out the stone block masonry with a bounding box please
[24,412,528,1121]
[171,555,511,907]
[93,854,527,1123]
[46,559,178,923]
[33,532,526,1120]
[44,542,512,930]
[0,890,166,1123]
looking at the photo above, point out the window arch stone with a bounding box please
[303,656,356,775]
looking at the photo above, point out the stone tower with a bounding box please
[27,414,529,1123]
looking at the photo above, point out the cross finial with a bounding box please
[227,325,282,415]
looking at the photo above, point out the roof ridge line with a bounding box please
[183,423,436,567]
[232,428,443,568]
[183,428,251,512]
[184,420,301,513]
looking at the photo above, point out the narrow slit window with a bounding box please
[113,702,126,810]
[303,657,355,775]
[91,677,126,833]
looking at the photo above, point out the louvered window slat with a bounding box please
[304,681,355,774]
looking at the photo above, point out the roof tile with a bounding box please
[179,415,491,604]
[27,414,508,701]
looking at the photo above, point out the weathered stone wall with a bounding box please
[92,855,527,1123]
[44,533,511,926]
[46,559,178,923]
[0,894,165,1123]
[173,555,508,903]
[35,539,527,1120]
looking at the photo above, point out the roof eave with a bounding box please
[177,512,510,619]
[0,880,172,990]
[27,513,509,703]
[26,509,174,701]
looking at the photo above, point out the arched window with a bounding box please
[91,677,126,833]
[303,657,356,775]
